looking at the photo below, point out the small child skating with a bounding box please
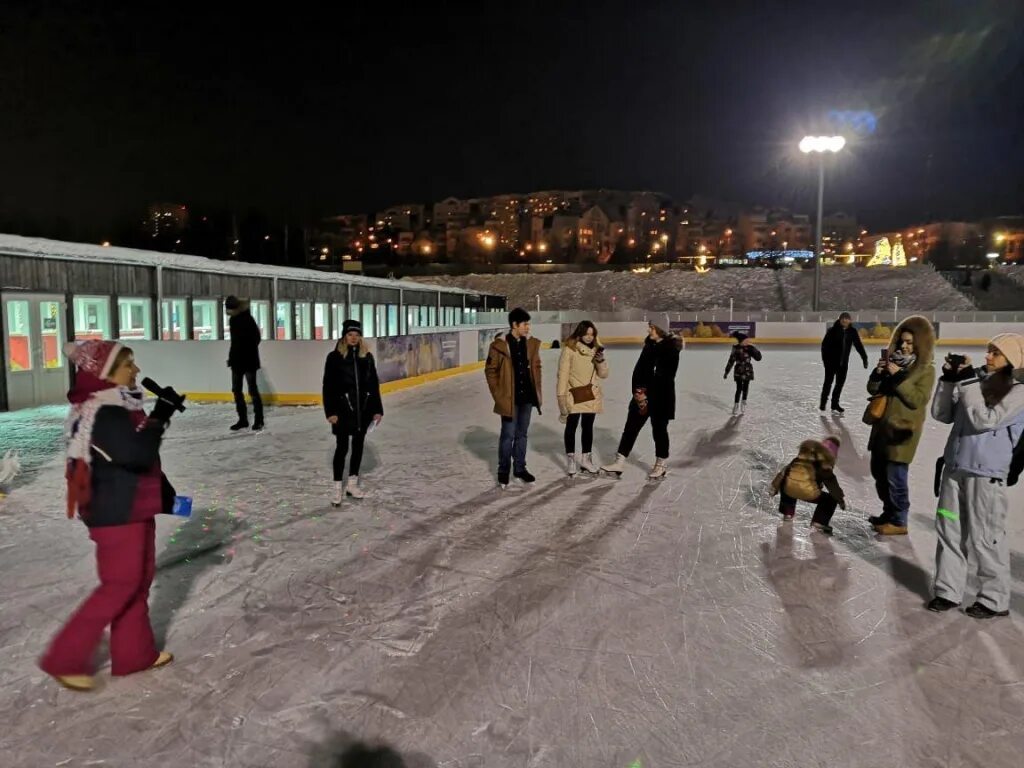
[771,437,846,534]
[724,331,762,415]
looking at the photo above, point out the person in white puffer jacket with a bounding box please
[929,333,1024,619]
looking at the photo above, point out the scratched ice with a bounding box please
[1,347,1023,767]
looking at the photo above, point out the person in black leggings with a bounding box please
[322,320,383,505]
[557,321,609,475]
[724,331,762,416]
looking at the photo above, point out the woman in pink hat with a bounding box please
[39,340,178,691]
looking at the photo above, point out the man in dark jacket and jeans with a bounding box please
[820,312,868,414]
[226,296,264,432]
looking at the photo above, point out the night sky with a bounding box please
[1,0,1022,240]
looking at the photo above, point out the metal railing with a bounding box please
[474,310,1024,325]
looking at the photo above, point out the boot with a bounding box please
[346,476,366,499]
[875,522,908,536]
[965,601,1009,619]
[230,419,249,432]
[739,400,746,415]
[498,472,510,490]
[732,402,741,416]
[648,458,667,480]
[831,403,845,415]
[819,396,827,412]
[579,453,598,474]
[331,481,343,507]
[927,596,959,613]
[566,454,578,477]
[252,419,265,432]
[149,651,174,670]
[49,673,95,692]
[600,454,627,476]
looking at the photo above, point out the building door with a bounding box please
[2,294,68,410]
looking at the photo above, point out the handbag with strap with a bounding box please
[569,362,597,404]
[862,394,889,425]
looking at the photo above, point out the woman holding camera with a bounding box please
[40,340,178,692]
[556,321,609,476]
[865,316,936,535]
[601,323,681,479]
[929,334,1024,618]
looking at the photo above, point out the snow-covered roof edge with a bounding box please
[0,234,489,297]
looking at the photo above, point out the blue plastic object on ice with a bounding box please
[172,495,193,517]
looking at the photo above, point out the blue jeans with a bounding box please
[871,450,910,526]
[499,404,533,475]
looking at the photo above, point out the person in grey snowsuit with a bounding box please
[929,333,1024,619]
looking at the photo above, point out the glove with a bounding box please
[940,365,976,383]
[862,359,868,369]
[839,499,847,511]
[723,372,728,380]
[150,387,185,424]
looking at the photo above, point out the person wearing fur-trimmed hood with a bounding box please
[322,320,383,505]
[865,315,936,535]
[928,333,1024,619]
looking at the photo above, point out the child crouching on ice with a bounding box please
[771,437,846,534]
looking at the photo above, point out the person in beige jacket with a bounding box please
[557,321,610,476]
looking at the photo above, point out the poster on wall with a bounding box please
[670,320,757,339]
[832,321,942,342]
[375,332,459,383]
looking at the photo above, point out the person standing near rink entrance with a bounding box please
[225,296,264,432]
[820,312,868,414]
[485,308,543,490]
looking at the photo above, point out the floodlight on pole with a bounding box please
[800,135,847,311]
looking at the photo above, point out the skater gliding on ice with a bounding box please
[724,331,762,415]
[820,312,868,414]
[771,436,846,534]
[485,308,542,489]
[557,321,609,476]
[322,320,384,505]
[602,323,681,479]
[928,333,1024,618]
[864,315,936,536]
[39,340,180,692]
[226,296,264,432]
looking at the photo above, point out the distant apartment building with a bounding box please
[146,203,189,239]
[375,204,425,231]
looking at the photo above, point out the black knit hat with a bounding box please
[342,319,363,336]
[731,331,748,343]
[225,296,241,310]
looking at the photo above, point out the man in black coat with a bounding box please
[820,312,868,414]
[226,296,264,431]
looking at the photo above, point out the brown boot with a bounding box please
[50,674,95,692]
[876,523,908,536]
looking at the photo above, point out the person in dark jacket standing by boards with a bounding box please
[820,312,868,415]
[485,308,543,490]
[322,320,383,505]
[39,340,180,692]
[226,296,264,432]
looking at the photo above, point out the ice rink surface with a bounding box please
[2,346,1023,767]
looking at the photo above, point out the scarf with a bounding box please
[65,386,146,519]
[978,366,1016,408]
[890,350,917,370]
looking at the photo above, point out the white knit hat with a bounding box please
[990,333,1024,370]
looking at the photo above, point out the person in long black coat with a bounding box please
[820,312,868,414]
[601,323,682,479]
[322,319,383,504]
[226,296,264,432]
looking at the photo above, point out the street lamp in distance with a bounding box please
[800,134,847,311]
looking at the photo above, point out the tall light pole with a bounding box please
[799,135,846,312]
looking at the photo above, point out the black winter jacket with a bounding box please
[821,322,867,370]
[322,344,384,435]
[85,407,175,527]
[631,335,682,421]
[228,309,262,371]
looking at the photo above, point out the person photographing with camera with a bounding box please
[928,333,1024,618]
[39,340,182,692]
[863,316,936,535]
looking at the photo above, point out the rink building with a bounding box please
[0,235,505,412]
